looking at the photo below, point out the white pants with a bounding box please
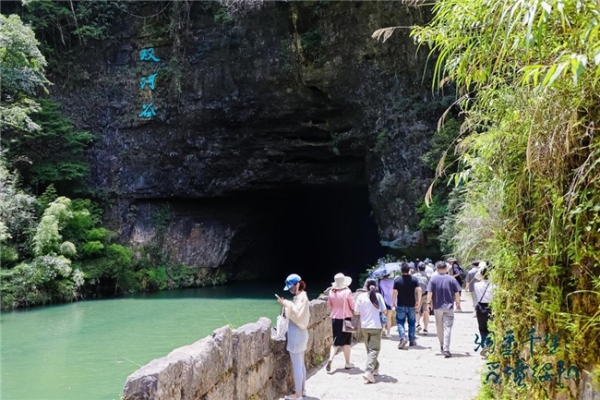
[289,351,306,394]
[434,308,455,352]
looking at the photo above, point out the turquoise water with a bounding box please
[0,283,315,400]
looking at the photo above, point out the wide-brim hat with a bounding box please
[447,257,457,262]
[331,273,352,290]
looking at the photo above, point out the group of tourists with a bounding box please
[276,258,495,399]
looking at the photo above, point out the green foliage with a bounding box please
[413,0,600,397]
[300,29,322,63]
[0,158,37,256]
[59,241,76,257]
[1,246,19,267]
[80,240,104,257]
[0,14,48,133]
[0,255,83,308]
[36,184,57,215]
[416,195,447,231]
[414,118,462,232]
[32,197,72,256]
[22,0,126,48]
[214,6,234,25]
[373,129,387,153]
[152,204,172,237]
[6,99,94,195]
[420,118,461,172]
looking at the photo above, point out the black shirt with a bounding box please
[393,275,419,307]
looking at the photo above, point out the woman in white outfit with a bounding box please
[354,278,386,383]
[278,273,310,400]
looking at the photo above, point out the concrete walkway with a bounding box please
[285,294,485,400]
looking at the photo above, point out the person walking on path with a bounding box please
[391,262,422,349]
[354,278,386,383]
[278,274,310,400]
[426,261,462,358]
[474,265,495,356]
[414,263,431,335]
[377,274,394,337]
[424,258,435,277]
[326,273,355,372]
[465,261,484,311]
[448,257,464,289]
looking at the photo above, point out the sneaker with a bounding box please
[440,345,444,352]
[443,351,452,358]
[362,372,375,383]
[422,329,428,335]
[386,331,392,338]
[344,363,355,369]
[373,369,379,376]
[398,338,408,349]
[480,347,490,357]
[325,359,332,372]
[409,341,417,346]
[416,325,422,333]
[302,390,307,397]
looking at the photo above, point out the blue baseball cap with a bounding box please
[283,274,302,290]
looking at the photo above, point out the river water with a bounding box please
[0,282,327,400]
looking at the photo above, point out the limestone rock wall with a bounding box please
[122,296,332,400]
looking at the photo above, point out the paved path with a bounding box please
[285,293,485,400]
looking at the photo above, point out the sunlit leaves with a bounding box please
[0,14,48,133]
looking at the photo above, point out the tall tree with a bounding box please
[0,14,48,133]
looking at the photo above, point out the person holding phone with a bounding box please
[277,274,310,400]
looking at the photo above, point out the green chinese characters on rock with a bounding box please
[138,47,161,119]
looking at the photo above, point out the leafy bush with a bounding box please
[32,197,72,255]
[0,14,48,134]
[0,255,83,308]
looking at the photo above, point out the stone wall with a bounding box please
[122,296,332,400]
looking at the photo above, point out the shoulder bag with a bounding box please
[274,306,289,340]
[475,283,491,313]
[342,291,358,333]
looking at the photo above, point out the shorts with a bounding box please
[418,294,428,314]
[385,303,392,311]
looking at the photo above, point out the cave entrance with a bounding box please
[233,185,385,288]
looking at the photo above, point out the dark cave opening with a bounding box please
[232,184,385,288]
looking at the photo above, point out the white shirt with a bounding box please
[474,280,494,303]
[355,292,385,329]
[425,265,434,277]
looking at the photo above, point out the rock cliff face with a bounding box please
[51,1,444,278]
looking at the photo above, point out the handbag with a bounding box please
[341,292,358,333]
[274,306,289,340]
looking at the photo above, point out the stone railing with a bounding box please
[122,295,332,400]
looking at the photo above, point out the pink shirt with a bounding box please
[327,288,355,319]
